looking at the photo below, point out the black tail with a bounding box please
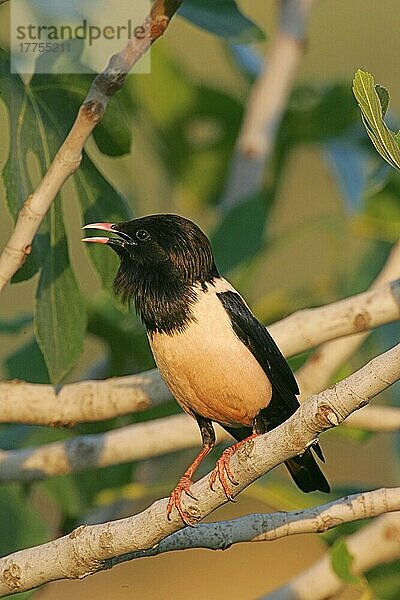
[285,449,330,493]
[222,425,330,494]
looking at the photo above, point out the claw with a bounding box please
[166,444,214,526]
[166,475,197,526]
[209,434,257,500]
[209,446,239,500]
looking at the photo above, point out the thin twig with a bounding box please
[221,0,319,209]
[0,0,182,291]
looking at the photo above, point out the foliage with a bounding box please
[329,539,374,598]
[179,0,265,43]
[330,539,359,585]
[366,561,400,600]
[0,49,132,383]
[353,70,400,171]
[0,4,399,595]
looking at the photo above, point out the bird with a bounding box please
[82,213,330,525]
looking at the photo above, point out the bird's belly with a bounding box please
[149,292,272,427]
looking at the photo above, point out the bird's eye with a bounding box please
[136,229,150,242]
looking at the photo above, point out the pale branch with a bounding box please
[344,405,400,431]
[0,0,182,291]
[0,369,172,426]
[221,0,318,209]
[265,511,400,599]
[0,280,398,426]
[269,278,400,357]
[0,344,398,596]
[297,240,400,401]
[0,415,229,483]
[105,487,400,563]
[2,403,400,484]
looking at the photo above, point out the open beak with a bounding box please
[81,222,134,247]
[82,222,114,244]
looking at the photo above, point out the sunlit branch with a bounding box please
[0,343,398,596]
[0,279,398,426]
[265,511,400,599]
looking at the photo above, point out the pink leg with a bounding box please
[209,433,257,500]
[167,445,212,526]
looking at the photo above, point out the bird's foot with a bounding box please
[209,446,240,501]
[167,475,198,526]
[209,434,257,500]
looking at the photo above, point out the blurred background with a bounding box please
[0,1,399,598]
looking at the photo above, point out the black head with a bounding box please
[82,214,219,332]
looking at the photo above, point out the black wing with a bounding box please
[217,290,299,421]
[217,290,329,492]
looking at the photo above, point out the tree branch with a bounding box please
[0,343,398,596]
[105,487,400,562]
[0,415,229,483]
[0,280,398,426]
[2,402,400,484]
[265,511,400,599]
[0,369,171,426]
[269,278,400,357]
[221,0,319,209]
[344,405,400,431]
[0,0,182,291]
[297,240,400,401]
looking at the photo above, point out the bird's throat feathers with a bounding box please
[108,213,219,333]
[113,258,218,334]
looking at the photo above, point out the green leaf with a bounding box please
[0,49,50,281]
[353,70,400,171]
[4,337,49,383]
[92,94,134,157]
[211,193,267,273]
[323,517,368,547]
[0,48,133,283]
[366,177,400,222]
[179,0,265,43]
[38,476,85,520]
[174,86,243,203]
[76,154,132,289]
[34,205,86,384]
[131,45,196,128]
[0,484,49,556]
[247,479,326,511]
[0,48,132,378]
[283,83,358,143]
[334,426,372,443]
[133,48,243,206]
[330,539,359,585]
[40,463,137,523]
[87,293,154,376]
[366,560,400,599]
